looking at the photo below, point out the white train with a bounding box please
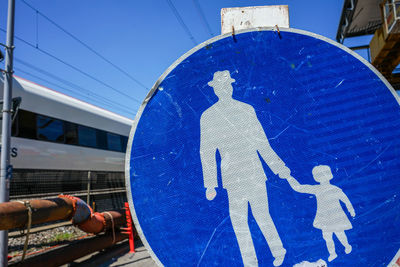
[0,76,134,197]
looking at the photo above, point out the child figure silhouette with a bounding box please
[285,165,355,262]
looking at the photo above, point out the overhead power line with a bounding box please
[192,0,214,37]
[14,57,137,115]
[15,67,136,116]
[165,0,198,45]
[0,27,142,104]
[20,0,149,92]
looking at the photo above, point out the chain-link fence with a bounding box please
[10,170,127,211]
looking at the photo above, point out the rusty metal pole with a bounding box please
[0,197,126,231]
[0,0,15,265]
[0,197,76,230]
[9,232,128,267]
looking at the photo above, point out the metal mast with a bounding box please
[0,0,15,265]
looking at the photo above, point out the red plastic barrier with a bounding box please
[120,202,135,253]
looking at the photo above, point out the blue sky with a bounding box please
[0,0,372,118]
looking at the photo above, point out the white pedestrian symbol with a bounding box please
[285,165,355,262]
[200,70,291,266]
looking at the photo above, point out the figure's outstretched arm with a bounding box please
[250,108,290,178]
[200,115,218,200]
[339,190,356,217]
[286,176,315,194]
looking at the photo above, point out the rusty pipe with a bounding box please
[9,231,128,267]
[60,195,126,234]
[0,195,127,234]
[76,210,126,234]
[0,197,75,230]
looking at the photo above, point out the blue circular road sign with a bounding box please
[126,28,400,266]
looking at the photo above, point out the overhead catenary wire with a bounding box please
[14,67,137,116]
[14,67,136,116]
[14,57,137,115]
[192,0,214,37]
[19,0,149,92]
[0,28,142,105]
[165,0,198,45]
[35,10,38,48]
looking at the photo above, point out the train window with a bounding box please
[12,109,128,153]
[78,125,97,148]
[37,115,65,143]
[65,122,78,145]
[121,136,128,152]
[96,130,107,150]
[107,132,122,152]
[17,110,36,139]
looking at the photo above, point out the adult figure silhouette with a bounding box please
[200,70,291,266]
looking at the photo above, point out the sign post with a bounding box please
[126,28,400,266]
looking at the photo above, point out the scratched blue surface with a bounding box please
[128,30,400,266]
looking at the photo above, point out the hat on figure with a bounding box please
[208,70,235,87]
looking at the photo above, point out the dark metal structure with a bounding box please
[336,0,382,43]
[336,0,400,90]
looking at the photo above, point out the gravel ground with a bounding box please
[8,224,88,263]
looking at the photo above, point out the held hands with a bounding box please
[206,188,217,201]
[278,166,291,179]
